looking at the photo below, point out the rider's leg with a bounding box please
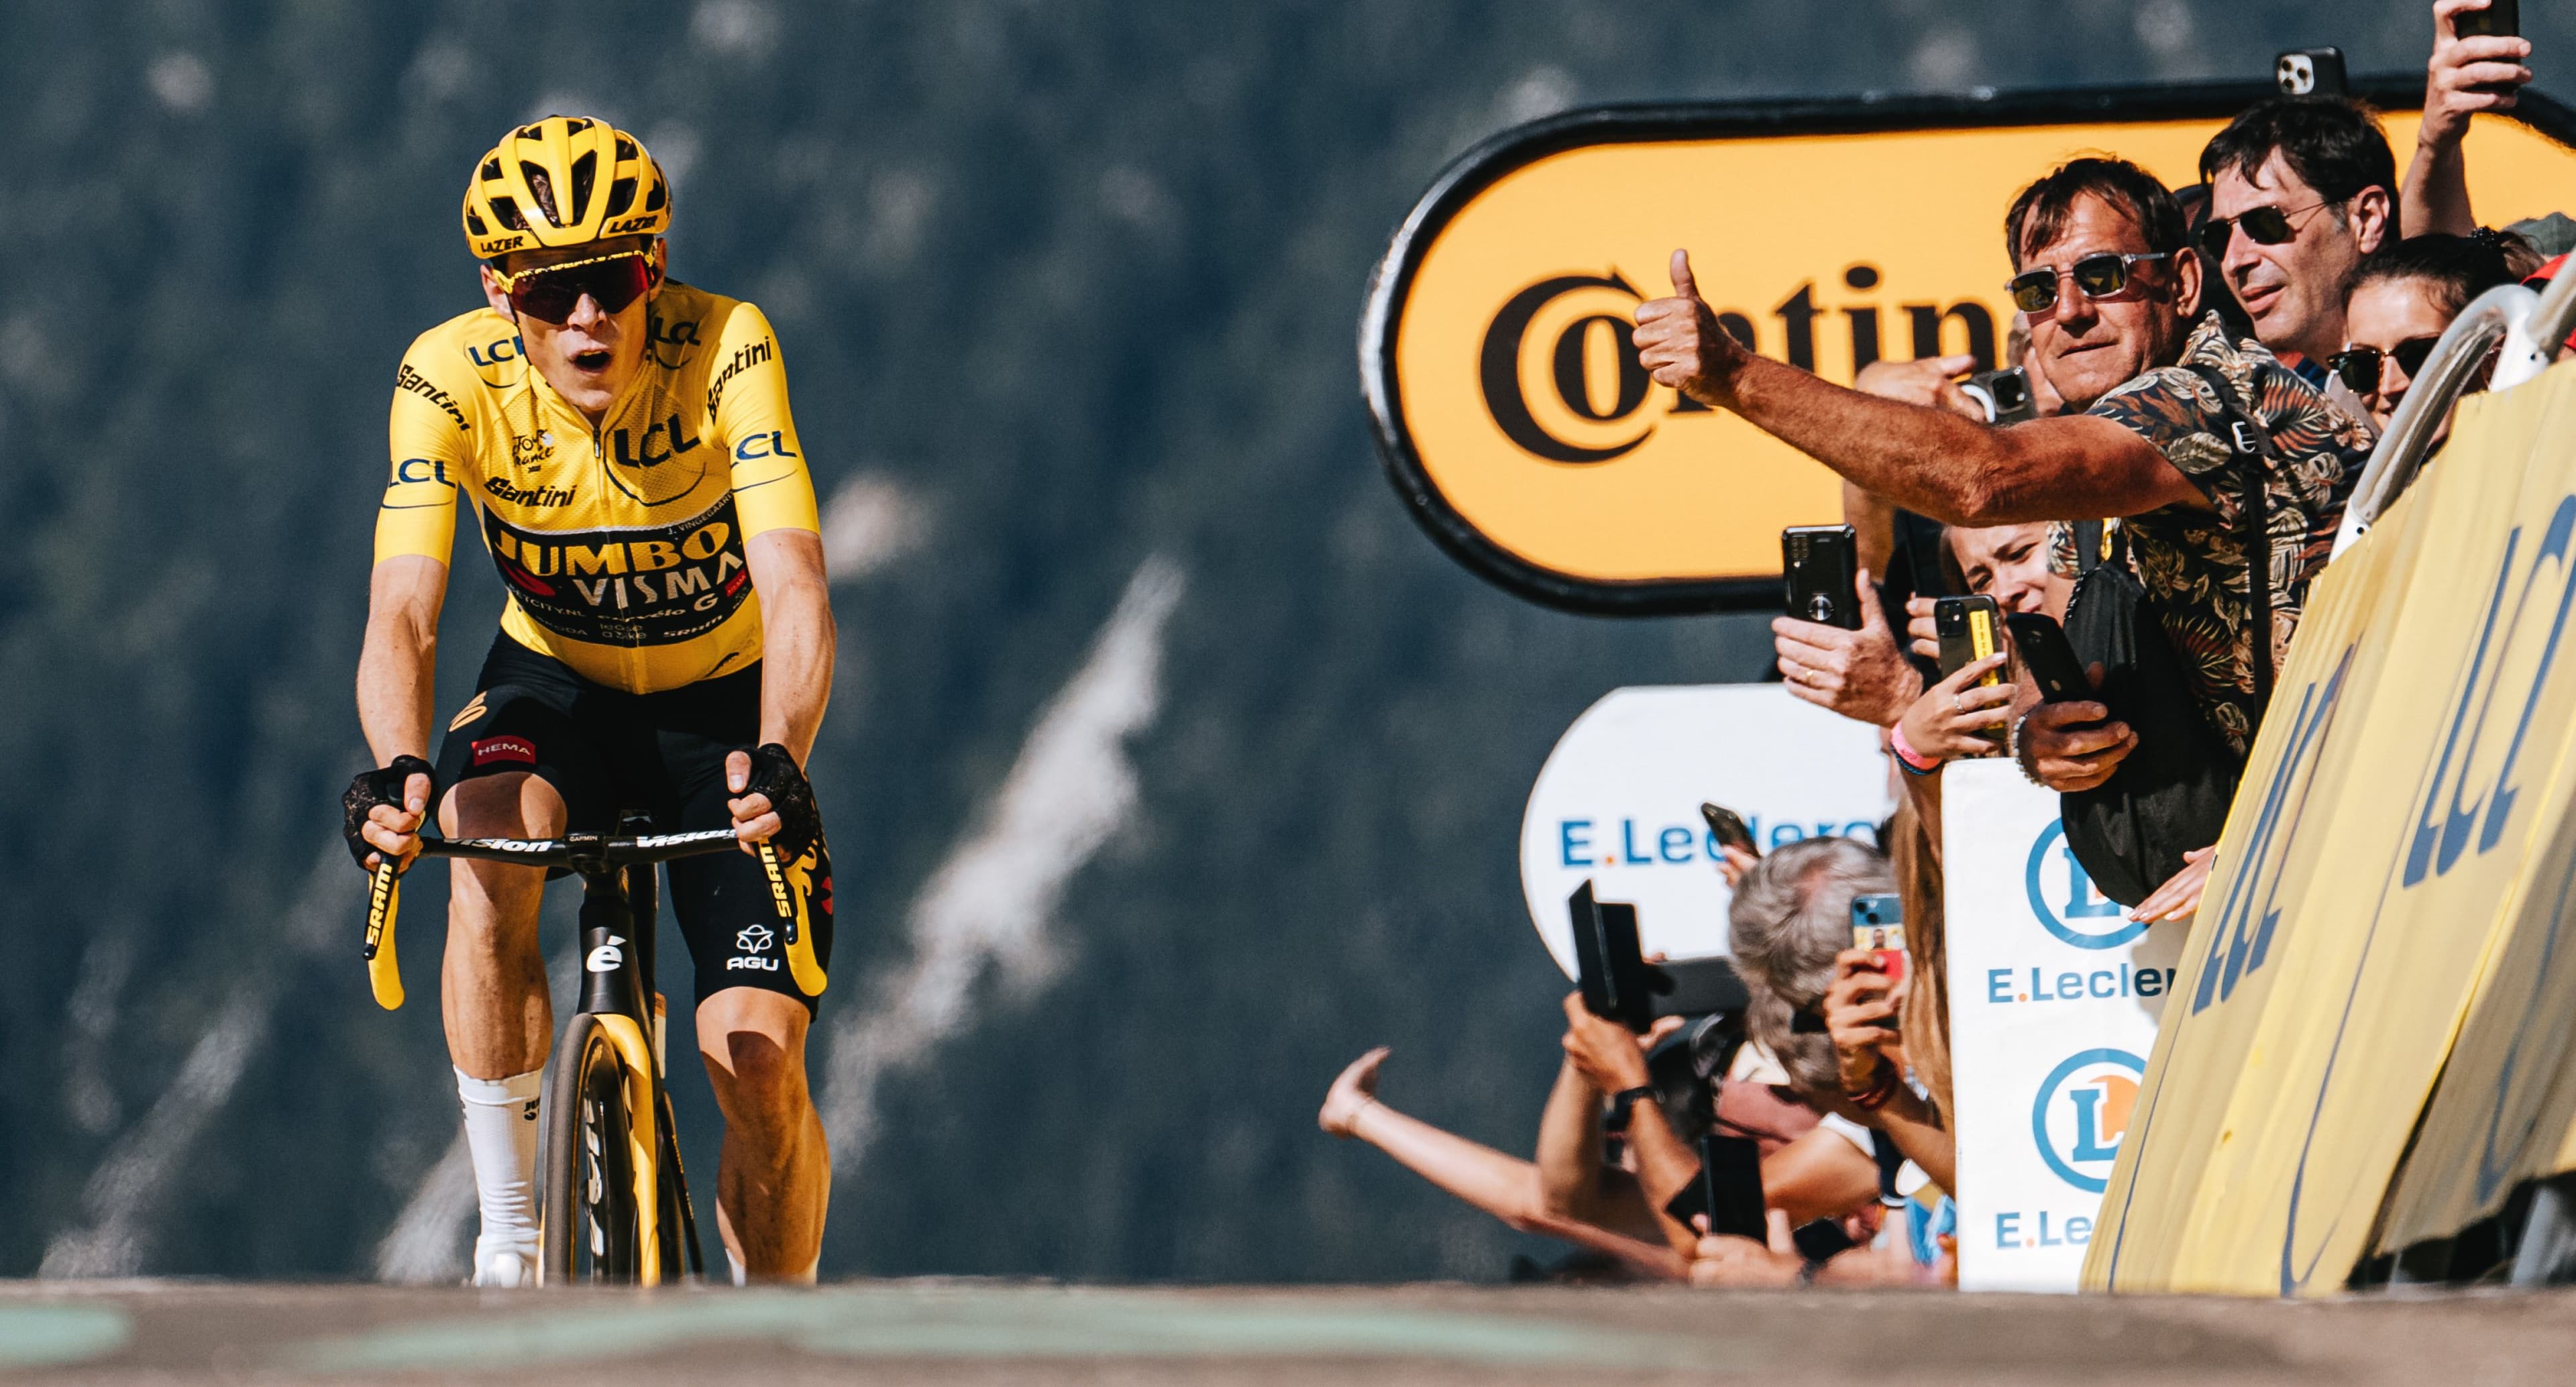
[696,987,829,1281]
[439,770,567,1283]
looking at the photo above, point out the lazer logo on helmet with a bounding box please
[604,214,660,237]
[482,496,751,648]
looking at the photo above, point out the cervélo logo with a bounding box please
[2031,1048,2146,1194]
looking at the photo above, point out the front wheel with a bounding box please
[542,1012,641,1284]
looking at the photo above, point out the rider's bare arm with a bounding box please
[355,555,448,864]
[747,530,833,764]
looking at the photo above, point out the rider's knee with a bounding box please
[698,992,812,1119]
[441,771,568,839]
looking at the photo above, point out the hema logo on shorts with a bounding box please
[472,736,536,767]
[2032,1048,2147,1194]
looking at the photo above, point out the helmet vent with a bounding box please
[568,150,597,225]
[464,209,489,235]
[614,135,637,161]
[487,196,529,232]
[480,158,503,182]
[605,176,637,217]
[519,162,559,224]
[643,176,666,213]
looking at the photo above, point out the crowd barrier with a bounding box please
[2087,274,2576,1295]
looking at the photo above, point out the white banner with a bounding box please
[1943,759,2185,1292]
[1520,685,1888,977]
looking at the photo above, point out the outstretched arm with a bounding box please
[1320,1049,1686,1280]
[2404,1,2535,237]
[1633,252,2201,526]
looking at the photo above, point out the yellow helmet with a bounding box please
[462,116,671,261]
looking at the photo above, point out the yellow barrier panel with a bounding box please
[2088,365,2576,1294]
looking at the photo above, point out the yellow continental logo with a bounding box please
[1364,89,2576,612]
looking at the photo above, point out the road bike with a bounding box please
[361,820,808,1286]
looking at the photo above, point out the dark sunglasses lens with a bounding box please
[2008,272,2059,314]
[2071,255,2130,298]
[2392,337,2440,376]
[2194,220,2234,259]
[508,258,651,322]
[2241,207,2296,244]
[2329,349,2379,394]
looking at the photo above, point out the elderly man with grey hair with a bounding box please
[1693,837,1957,1287]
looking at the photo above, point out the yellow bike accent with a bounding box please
[364,861,405,1011]
[759,841,827,997]
[590,1013,664,1287]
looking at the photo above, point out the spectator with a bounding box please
[2197,97,2396,381]
[2334,231,2525,433]
[1633,157,2373,915]
[1695,837,1953,1288]
[2404,1,2535,239]
[1318,1005,1837,1280]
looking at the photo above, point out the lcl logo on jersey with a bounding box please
[1476,265,1999,465]
[2031,1048,2147,1194]
[646,312,702,369]
[468,333,526,388]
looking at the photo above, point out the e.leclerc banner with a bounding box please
[1362,84,2576,614]
[1941,759,2184,1292]
[2087,359,2576,1296]
[1520,686,1883,975]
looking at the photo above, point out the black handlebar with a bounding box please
[415,827,743,872]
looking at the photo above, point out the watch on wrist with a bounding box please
[1604,1085,1656,1132]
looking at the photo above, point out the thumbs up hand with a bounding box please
[1633,249,1745,409]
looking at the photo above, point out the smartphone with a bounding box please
[1851,892,1907,991]
[1664,1133,1767,1241]
[1783,524,1862,630]
[2004,611,2092,704]
[1699,802,1756,856]
[1570,882,1751,1031]
[2275,47,2348,97]
[2457,0,2518,39]
[1963,368,2035,425]
[1935,596,2006,748]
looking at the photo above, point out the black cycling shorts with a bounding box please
[432,634,833,1015]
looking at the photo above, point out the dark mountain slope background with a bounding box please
[0,1,2551,1281]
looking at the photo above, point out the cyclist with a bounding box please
[344,117,836,1287]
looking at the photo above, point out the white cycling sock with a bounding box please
[724,1247,821,1286]
[457,1067,543,1268]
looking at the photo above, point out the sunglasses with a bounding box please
[2192,201,2330,262]
[490,249,657,323]
[2006,252,2171,316]
[2327,336,2441,395]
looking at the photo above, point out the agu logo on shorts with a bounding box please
[2032,1048,2147,1193]
[2026,822,2145,950]
[472,736,536,767]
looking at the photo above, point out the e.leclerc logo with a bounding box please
[2025,821,2146,950]
[2031,1048,2147,1194]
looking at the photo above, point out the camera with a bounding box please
[1568,881,1750,1032]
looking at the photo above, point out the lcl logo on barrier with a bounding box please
[2032,1048,2147,1194]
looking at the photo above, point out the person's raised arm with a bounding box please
[2404,1,2535,237]
[1559,997,1702,1256]
[1635,251,2201,526]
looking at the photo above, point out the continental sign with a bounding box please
[1364,80,2576,612]
[2084,354,2576,1297]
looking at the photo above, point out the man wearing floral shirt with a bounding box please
[1630,156,2371,913]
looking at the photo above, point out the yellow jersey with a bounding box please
[376,281,820,694]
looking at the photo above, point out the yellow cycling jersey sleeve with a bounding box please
[374,335,478,565]
[705,300,821,540]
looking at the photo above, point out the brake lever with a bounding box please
[364,857,405,1011]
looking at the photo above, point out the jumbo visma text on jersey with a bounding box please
[376,280,820,694]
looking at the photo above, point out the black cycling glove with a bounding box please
[741,742,822,859]
[343,755,435,870]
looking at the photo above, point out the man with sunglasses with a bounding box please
[1635,157,2371,916]
[347,117,837,1287]
[2198,97,2399,384]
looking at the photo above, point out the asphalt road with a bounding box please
[3,1280,2574,1384]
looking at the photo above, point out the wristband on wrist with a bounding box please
[1890,722,1942,777]
[2009,714,2049,788]
[1847,1062,1901,1111]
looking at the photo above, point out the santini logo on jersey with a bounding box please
[396,363,470,433]
[482,496,753,648]
[704,336,774,417]
[484,476,574,508]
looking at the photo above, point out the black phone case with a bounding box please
[1699,802,1756,854]
[2006,612,2092,703]
[1935,596,2003,681]
[1783,525,1862,630]
[1665,1133,1767,1241]
[2459,0,2517,38]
